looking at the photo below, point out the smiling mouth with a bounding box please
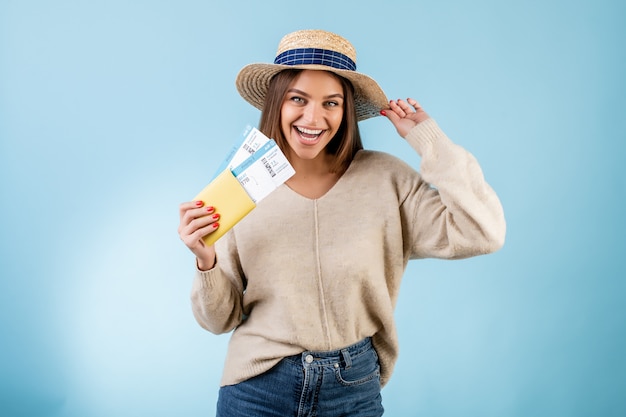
[295,126,324,142]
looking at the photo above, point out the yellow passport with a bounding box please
[193,168,256,246]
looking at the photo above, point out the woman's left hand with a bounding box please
[382,98,430,138]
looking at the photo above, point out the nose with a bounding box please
[302,102,321,125]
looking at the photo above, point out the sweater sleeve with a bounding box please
[190,230,245,334]
[401,118,506,259]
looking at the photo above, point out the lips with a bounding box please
[295,126,324,142]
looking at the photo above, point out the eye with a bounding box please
[289,96,305,104]
[325,97,344,108]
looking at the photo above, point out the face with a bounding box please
[280,70,344,165]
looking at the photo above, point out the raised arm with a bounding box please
[383,98,506,259]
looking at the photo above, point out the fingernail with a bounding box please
[206,206,215,213]
[213,222,219,228]
[195,201,204,207]
[380,110,387,116]
[212,213,220,219]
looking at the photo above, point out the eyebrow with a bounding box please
[287,88,344,100]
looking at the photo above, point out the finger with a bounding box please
[179,200,204,221]
[396,98,415,114]
[382,106,403,125]
[407,98,430,123]
[388,100,406,117]
[182,204,216,225]
[181,212,220,243]
[186,210,219,231]
[185,221,220,247]
[407,98,425,113]
[178,205,217,236]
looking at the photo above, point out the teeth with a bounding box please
[297,127,323,135]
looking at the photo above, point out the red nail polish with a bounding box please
[213,222,219,228]
[195,201,203,207]
[206,206,214,213]
[212,213,220,219]
[380,110,387,116]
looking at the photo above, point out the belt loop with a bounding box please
[341,349,352,369]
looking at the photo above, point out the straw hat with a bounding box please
[235,29,389,121]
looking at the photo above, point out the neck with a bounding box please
[284,152,344,199]
[287,151,336,178]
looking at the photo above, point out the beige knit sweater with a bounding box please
[190,118,506,387]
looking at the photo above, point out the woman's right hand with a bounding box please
[178,201,220,270]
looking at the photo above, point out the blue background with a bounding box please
[1,0,624,416]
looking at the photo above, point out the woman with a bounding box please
[178,29,506,416]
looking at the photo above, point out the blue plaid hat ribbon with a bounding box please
[274,48,356,71]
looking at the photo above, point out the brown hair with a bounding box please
[258,69,363,173]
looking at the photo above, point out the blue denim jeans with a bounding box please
[216,338,384,416]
